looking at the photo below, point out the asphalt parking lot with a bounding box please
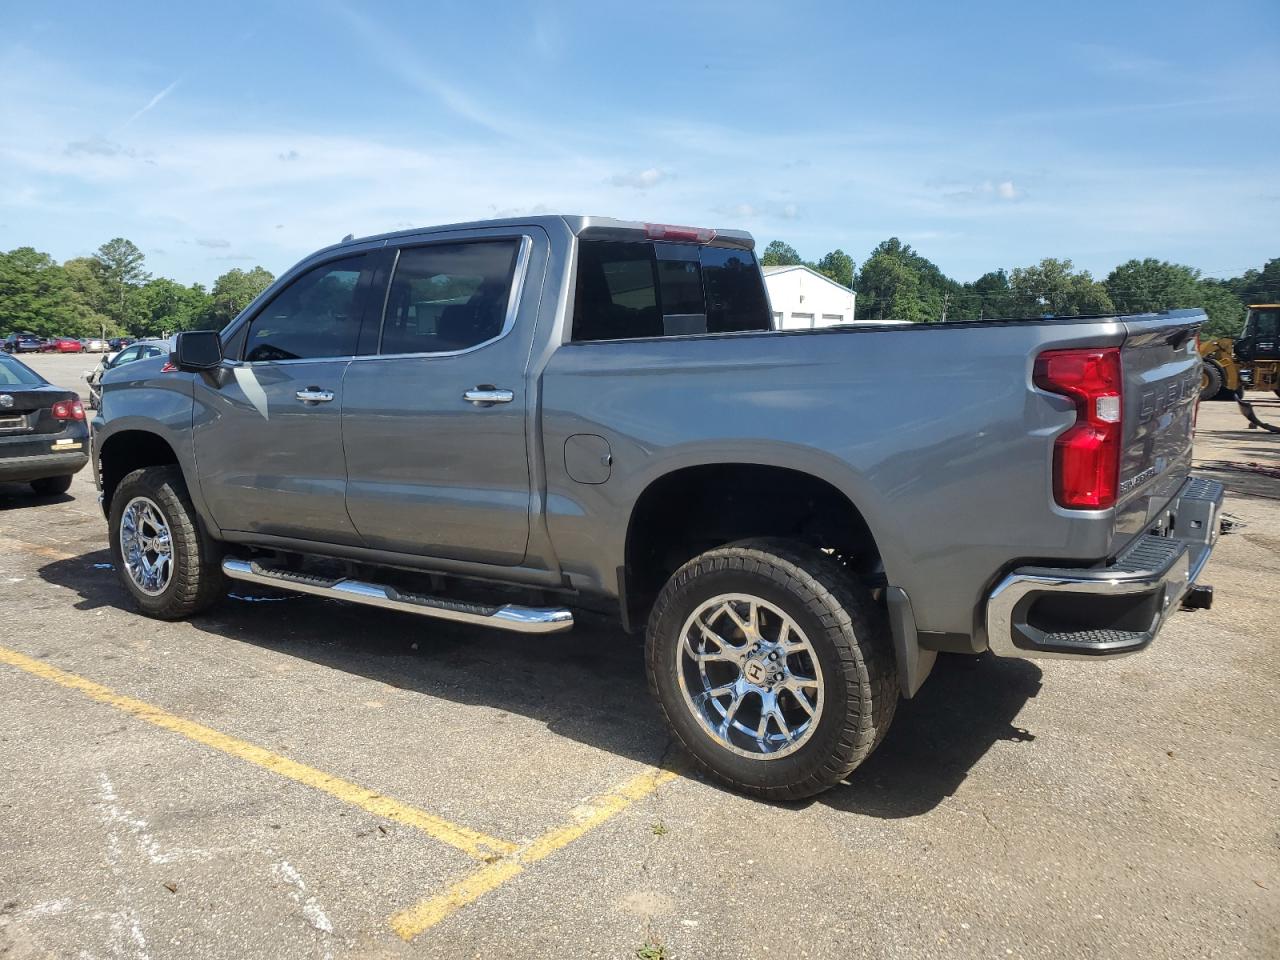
[2,351,1277,960]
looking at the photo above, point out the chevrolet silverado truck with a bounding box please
[91,215,1224,800]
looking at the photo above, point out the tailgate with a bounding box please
[1115,310,1203,534]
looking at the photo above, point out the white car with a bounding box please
[84,339,169,408]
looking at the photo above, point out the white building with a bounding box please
[762,264,857,330]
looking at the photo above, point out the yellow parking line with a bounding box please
[390,765,678,941]
[0,645,517,861]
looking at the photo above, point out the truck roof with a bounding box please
[338,215,756,253]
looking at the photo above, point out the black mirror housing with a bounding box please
[172,330,223,371]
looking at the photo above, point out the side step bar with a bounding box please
[221,558,574,634]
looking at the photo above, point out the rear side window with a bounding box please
[380,240,519,355]
[244,255,366,362]
[572,240,769,341]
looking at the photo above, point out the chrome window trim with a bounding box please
[352,233,533,363]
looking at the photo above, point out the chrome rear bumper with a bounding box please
[985,476,1224,660]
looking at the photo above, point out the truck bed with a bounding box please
[540,309,1204,646]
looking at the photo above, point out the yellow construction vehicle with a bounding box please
[1199,303,1280,400]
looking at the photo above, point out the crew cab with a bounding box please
[91,215,1224,799]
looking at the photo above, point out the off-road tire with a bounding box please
[30,475,73,496]
[646,538,898,801]
[108,466,224,620]
[1200,360,1225,401]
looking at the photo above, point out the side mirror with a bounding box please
[172,330,223,371]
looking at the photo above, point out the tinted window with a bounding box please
[0,354,44,385]
[380,241,519,355]
[244,256,366,362]
[572,241,661,341]
[572,240,769,341]
[1251,309,1279,338]
[111,346,140,366]
[701,246,771,333]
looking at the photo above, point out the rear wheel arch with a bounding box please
[622,462,888,629]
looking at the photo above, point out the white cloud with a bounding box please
[607,168,669,190]
[940,178,1022,203]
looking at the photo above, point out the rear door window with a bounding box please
[379,240,520,355]
[572,240,769,341]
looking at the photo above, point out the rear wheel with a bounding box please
[1200,360,1225,401]
[30,475,73,496]
[108,466,224,620]
[646,538,897,801]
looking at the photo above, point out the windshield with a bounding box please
[0,353,46,385]
[1247,308,1279,338]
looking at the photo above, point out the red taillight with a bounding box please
[161,361,177,373]
[644,223,717,244]
[51,399,85,421]
[1034,347,1123,509]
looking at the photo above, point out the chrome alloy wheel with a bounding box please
[119,496,174,596]
[676,593,824,760]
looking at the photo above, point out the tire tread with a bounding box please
[646,537,897,801]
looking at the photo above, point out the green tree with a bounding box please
[759,240,803,267]
[1195,283,1247,340]
[815,249,855,289]
[1009,258,1114,316]
[1217,257,1280,306]
[202,266,275,329]
[132,278,213,336]
[61,256,116,338]
[0,247,90,336]
[93,238,150,331]
[954,269,1014,320]
[857,244,926,322]
[1104,259,1202,314]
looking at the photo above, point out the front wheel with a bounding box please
[108,466,224,620]
[1200,360,1225,401]
[646,538,898,801]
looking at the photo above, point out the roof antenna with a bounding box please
[341,233,355,242]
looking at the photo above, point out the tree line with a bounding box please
[0,239,275,339]
[760,238,1279,338]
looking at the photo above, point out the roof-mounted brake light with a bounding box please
[644,223,717,244]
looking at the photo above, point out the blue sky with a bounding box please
[2,0,1277,286]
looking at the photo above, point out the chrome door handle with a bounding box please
[463,387,514,406]
[295,388,335,404]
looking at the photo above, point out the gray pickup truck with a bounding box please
[92,215,1224,799]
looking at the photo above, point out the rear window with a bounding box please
[572,240,769,342]
[0,354,44,386]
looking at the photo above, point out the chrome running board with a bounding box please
[221,558,574,634]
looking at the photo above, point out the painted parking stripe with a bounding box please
[390,765,677,940]
[0,644,517,861]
